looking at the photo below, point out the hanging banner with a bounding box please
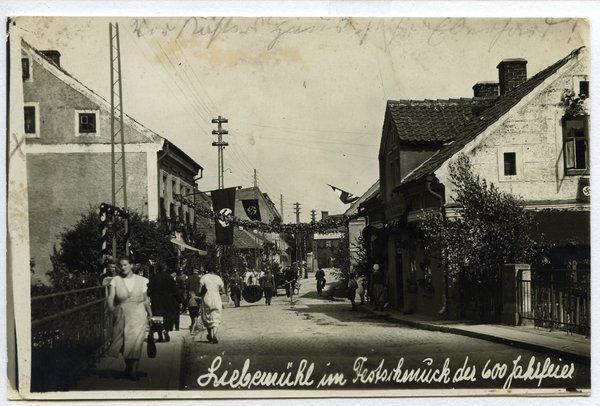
[242,199,262,221]
[212,187,237,245]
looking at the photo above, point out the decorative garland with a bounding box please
[175,195,360,233]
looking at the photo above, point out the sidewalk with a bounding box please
[74,328,185,392]
[360,305,591,365]
[321,269,590,366]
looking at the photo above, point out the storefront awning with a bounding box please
[170,237,207,255]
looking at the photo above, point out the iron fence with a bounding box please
[517,268,590,336]
[31,286,112,392]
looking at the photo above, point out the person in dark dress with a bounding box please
[229,271,244,307]
[148,262,178,342]
[347,273,358,311]
[315,268,326,296]
[369,264,385,311]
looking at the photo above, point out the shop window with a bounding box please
[563,116,589,174]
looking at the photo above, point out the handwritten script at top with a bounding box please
[129,17,581,52]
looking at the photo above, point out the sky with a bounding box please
[14,16,589,223]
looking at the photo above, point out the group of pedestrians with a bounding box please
[103,257,225,381]
[315,264,387,312]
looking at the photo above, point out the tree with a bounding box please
[47,208,206,291]
[421,154,537,316]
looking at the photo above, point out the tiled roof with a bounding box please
[387,98,495,143]
[399,47,585,187]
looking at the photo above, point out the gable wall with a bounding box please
[436,54,589,204]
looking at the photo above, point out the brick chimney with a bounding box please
[41,50,61,67]
[321,211,329,221]
[497,58,527,95]
[472,81,499,98]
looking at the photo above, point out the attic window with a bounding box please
[79,113,96,133]
[22,58,30,80]
[24,106,36,133]
[503,152,517,176]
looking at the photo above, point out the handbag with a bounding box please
[200,284,208,297]
[147,330,157,359]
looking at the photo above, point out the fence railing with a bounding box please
[517,268,590,337]
[31,286,112,392]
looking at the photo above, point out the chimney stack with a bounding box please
[41,50,61,67]
[472,81,499,99]
[321,211,329,221]
[497,58,527,95]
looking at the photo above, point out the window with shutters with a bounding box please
[563,115,589,175]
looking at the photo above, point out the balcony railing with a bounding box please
[31,286,112,392]
[517,268,590,337]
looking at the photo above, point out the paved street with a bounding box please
[182,276,590,393]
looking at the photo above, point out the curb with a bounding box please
[364,308,591,366]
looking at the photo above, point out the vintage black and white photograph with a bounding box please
[6,12,592,400]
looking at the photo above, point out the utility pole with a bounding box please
[310,209,317,222]
[294,202,301,224]
[211,116,229,189]
[109,22,129,259]
[293,202,300,267]
[280,194,284,221]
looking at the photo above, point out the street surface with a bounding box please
[182,274,590,393]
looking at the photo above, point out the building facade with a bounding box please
[375,47,590,319]
[22,40,203,281]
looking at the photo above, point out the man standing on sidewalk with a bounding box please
[315,268,326,296]
[370,264,385,311]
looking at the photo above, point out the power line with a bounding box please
[122,27,216,144]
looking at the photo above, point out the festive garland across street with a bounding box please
[175,195,359,233]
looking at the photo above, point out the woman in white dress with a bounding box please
[106,256,152,380]
[199,264,225,344]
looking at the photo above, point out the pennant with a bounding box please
[211,187,237,245]
[242,199,262,221]
[328,184,360,204]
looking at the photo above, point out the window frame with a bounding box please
[24,102,40,138]
[74,109,100,137]
[562,115,589,175]
[22,58,31,81]
[497,145,523,182]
